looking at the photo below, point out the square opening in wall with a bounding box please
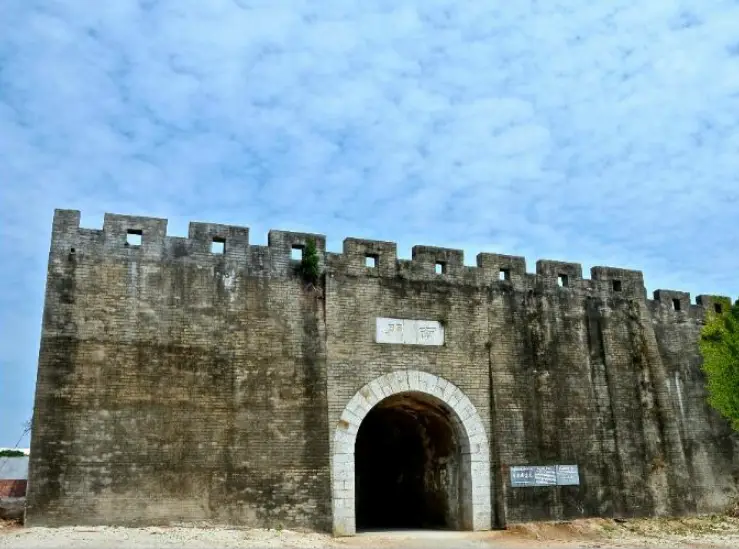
[499,268,510,281]
[714,303,723,314]
[435,262,446,275]
[291,246,303,261]
[672,298,681,311]
[612,279,622,292]
[365,255,378,268]
[558,274,569,287]
[126,230,142,246]
[211,238,225,254]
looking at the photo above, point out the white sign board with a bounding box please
[510,464,580,487]
[556,464,580,486]
[375,318,444,346]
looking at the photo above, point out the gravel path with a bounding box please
[2,517,738,549]
[0,527,580,549]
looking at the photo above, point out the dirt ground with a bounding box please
[2,515,739,548]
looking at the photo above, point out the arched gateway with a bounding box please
[331,371,492,536]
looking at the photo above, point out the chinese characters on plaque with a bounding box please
[510,465,580,487]
[375,318,445,346]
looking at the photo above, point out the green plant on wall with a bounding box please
[0,450,25,457]
[299,238,320,285]
[698,297,739,431]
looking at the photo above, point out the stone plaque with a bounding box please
[375,318,444,346]
[376,318,405,344]
[556,464,580,486]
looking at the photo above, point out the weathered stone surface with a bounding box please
[26,210,739,533]
[0,498,25,521]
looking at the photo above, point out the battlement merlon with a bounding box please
[339,238,398,277]
[477,253,527,284]
[653,289,692,311]
[536,259,584,288]
[47,209,732,306]
[188,222,249,259]
[696,295,733,314]
[591,266,646,300]
[49,209,82,251]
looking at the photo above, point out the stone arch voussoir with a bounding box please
[331,370,492,536]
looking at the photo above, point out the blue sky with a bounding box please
[2,1,739,446]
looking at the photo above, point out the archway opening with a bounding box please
[355,392,464,531]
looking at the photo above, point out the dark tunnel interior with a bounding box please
[355,392,462,531]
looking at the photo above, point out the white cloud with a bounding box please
[1,0,738,444]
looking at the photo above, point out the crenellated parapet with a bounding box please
[49,209,733,309]
[648,290,733,320]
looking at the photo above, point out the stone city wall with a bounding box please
[26,209,738,532]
